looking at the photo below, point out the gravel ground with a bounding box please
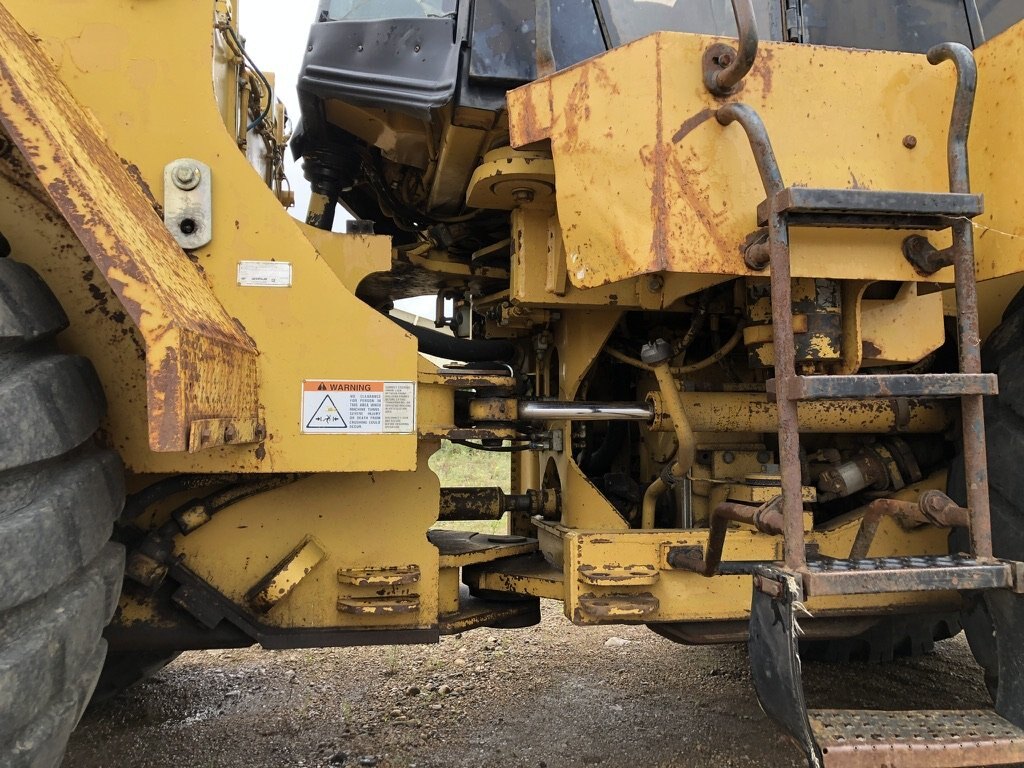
[63,601,992,768]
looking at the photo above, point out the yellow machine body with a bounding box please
[1,0,1023,649]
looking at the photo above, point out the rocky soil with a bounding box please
[63,601,993,768]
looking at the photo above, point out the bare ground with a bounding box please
[63,601,993,768]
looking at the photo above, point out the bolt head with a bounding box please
[172,164,200,190]
[640,338,673,366]
[511,187,535,204]
[903,135,918,149]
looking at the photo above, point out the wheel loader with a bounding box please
[3,0,1024,765]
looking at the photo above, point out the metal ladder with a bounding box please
[715,42,1024,768]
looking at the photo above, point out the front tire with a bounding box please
[0,257,125,766]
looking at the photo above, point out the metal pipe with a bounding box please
[474,394,950,433]
[703,0,759,96]
[926,42,976,195]
[517,401,654,422]
[849,491,969,560]
[925,44,990,559]
[716,104,785,198]
[667,499,784,576]
[641,476,668,530]
[651,361,697,473]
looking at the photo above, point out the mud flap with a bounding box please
[988,590,1024,726]
[749,566,823,768]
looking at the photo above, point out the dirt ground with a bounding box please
[63,601,993,768]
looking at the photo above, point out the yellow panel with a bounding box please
[510,33,958,288]
[0,4,258,452]
[970,21,1024,281]
[175,447,440,631]
[0,0,421,472]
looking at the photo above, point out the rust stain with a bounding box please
[669,150,731,261]
[561,68,593,151]
[672,108,715,144]
[647,37,671,272]
[0,6,259,451]
[750,46,775,99]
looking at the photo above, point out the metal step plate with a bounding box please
[809,709,1024,768]
[801,555,1016,597]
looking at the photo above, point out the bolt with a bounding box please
[511,187,535,204]
[756,450,772,464]
[640,338,673,366]
[718,52,734,68]
[646,274,665,293]
[723,451,735,464]
[224,424,238,443]
[903,135,918,149]
[255,424,267,441]
[172,164,200,190]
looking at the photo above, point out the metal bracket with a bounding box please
[702,0,759,96]
[531,428,563,452]
[164,158,213,249]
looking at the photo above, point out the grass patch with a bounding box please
[429,441,511,534]
[429,441,511,490]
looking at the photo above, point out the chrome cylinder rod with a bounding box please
[517,401,654,421]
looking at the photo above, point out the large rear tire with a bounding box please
[0,256,125,766]
[949,288,1024,700]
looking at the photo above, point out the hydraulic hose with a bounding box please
[388,315,516,363]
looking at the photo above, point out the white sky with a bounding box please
[240,1,433,318]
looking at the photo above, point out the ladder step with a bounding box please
[768,373,997,401]
[809,709,1024,768]
[757,188,983,229]
[800,555,1017,597]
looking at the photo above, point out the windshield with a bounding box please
[596,0,774,47]
[978,0,1024,40]
[801,0,972,52]
[323,0,457,21]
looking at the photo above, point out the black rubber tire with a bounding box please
[91,651,181,703]
[948,289,1024,700]
[0,257,125,766]
[798,613,961,664]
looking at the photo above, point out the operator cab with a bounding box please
[292,0,1023,280]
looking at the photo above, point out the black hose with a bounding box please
[389,315,516,363]
[122,474,243,522]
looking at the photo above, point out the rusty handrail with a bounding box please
[715,104,785,198]
[926,42,977,195]
[849,490,969,560]
[668,499,784,576]
[703,0,759,96]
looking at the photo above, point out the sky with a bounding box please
[239,0,323,227]
[240,0,433,317]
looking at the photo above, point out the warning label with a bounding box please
[301,380,415,434]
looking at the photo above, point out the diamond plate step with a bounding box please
[800,555,1018,597]
[809,709,1024,768]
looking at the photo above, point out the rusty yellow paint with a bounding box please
[969,22,1024,281]
[861,282,945,365]
[337,566,421,587]
[498,207,725,312]
[466,147,556,210]
[172,444,441,631]
[0,4,259,453]
[0,0,423,472]
[557,509,955,624]
[509,33,959,289]
[246,536,327,614]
